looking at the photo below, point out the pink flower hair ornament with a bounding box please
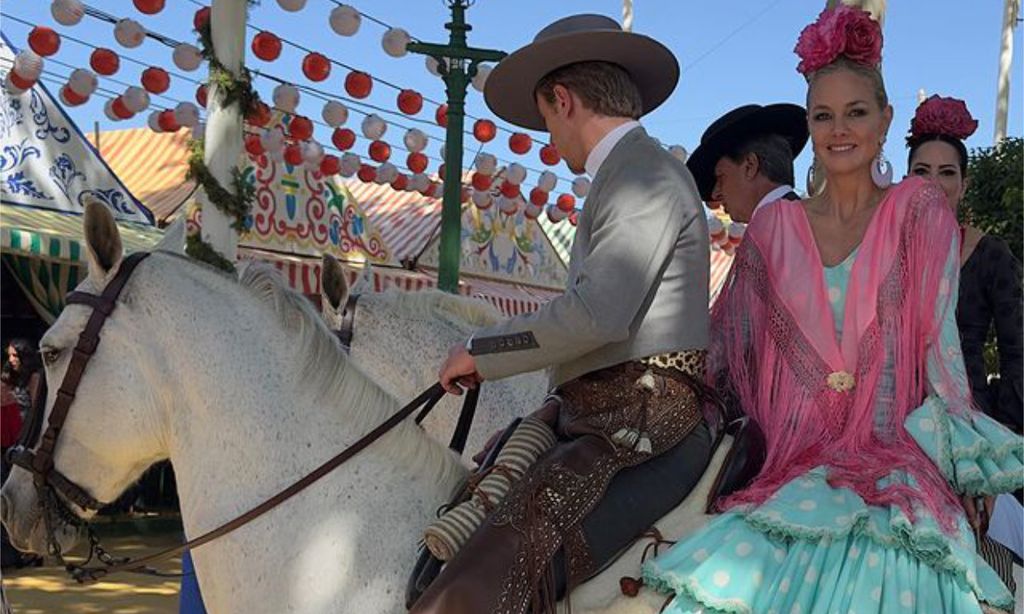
[909,95,979,142]
[794,5,883,76]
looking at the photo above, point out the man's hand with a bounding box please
[439,343,483,395]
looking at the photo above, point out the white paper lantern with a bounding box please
[524,203,542,219]
[471,64,492,92]
[361,114,386,140]
[122,86,150,113]
[191,121,205,141]
[707,215,725,236]
[67,68,97,96]
[474,152,497,175]
[472,189,492,209]
[261,127,285,154]
[114,19,146,49]
[51,0,85,26]
[505,163,527,185]
[425,56,441,76]
[277,0,306,11]
[403,128,428,153]
[728,222,746,241]
[147,110,163,132]
[103,99,120,121]
[173,43,203,72]
[571,177,591,198]
[381,28,411,58]
[409,173,430,193]
[272,84,300,113]
[434,180,444,196]
[174,101,200,127]
[668,145,688,163]
[339,153,361,175]
[321,100,348,127]
[547,204,569,223]
[537,170,557,192]
[497,195,518,215]
[374,162,397,184]
[329,5,361,36]
[302,140,325,165]
[438,142,448,162]
[13,50,43,81]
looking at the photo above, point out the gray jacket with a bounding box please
[472,126,709,386]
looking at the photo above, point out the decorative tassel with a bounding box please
[611,428,639,448]
[636,432,652,454]
[635,369,657,392]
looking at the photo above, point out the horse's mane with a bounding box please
[380,288,503,329]
[227,260,465,485]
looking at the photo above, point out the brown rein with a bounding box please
[8,251,478,583]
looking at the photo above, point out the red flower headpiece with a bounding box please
[909,95,978,142]
[795,6,883,76]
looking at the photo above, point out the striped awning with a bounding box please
[86,128,196,226]
[1,203,164,262]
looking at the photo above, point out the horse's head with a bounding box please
[1,203,172,555]
[318,254,502,400]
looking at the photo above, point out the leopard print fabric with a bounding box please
[640,349,706,377]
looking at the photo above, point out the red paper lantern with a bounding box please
[157,109,179,132]
[133,0,165,15]
[246,101,271,127]
[435,104,448,128]
[357,164,377,183]
[251,31,282,62]
[195,84,208,108]
[111,97,133,120]
[406,152,428,174]
[344,71,372,99]
[8,72,35,91]
[331,128,356,151]
[529,187,548,207]
[540,144,561,166]
[420,182,437,197]
[284,143,304,166]
[473,119,496,143]
[288,115,313,141]
[60,86,87,106]
[390,173,409,191]
[471,172,493,191]
[28,27,60,57]
[244,133,265,157]
[140,67,170,94]
[569,210,579,226]
[193,7,211,31]
[556,193,576,212]
[319,154,341,176]
[302,52,331,82]
[509,132,532,155]
[90,48,120,76]
[437,163,446,179]
[397,89,423,115]
[369,140,391,163]
[500,181,520,199]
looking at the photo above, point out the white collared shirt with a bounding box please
[584,120,642,178]
[752,184,796,216]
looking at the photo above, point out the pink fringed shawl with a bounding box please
[712,177,967,530]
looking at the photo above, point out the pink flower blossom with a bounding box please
[795,6,883,76]
[910,96,979,141]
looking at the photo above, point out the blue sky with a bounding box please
[4,0,1021,194]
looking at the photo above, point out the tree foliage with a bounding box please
[961,136,1023,262]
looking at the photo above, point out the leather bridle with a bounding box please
[5,251,480,583]
[334,291,360,349]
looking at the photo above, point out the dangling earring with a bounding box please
[806,158,818,195]
[871,142,893,189]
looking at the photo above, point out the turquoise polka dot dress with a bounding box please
[643,245,1023,613]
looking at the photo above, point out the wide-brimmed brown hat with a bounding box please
[686,104,809,201]
[484,14,679,131]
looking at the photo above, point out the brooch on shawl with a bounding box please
[826,371,856,393]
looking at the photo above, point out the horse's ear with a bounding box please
[83,199,124,287]
[320,253,349,311]
[155,218,186,253]
[352,260,373,294]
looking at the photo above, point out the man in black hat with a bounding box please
[687,104,809,223]
[414,13,713,614]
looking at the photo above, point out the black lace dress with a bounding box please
[956,234,1023,432]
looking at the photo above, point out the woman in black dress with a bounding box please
[907,96,1023,433]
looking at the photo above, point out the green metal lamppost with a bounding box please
[407,1,505,293]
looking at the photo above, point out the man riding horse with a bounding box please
[414,14,715,614]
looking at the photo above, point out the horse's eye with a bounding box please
[41,348,61,366]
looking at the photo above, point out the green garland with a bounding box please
[185,10,262,272]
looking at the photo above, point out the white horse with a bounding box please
[0,203,726,613]
[319,254,549,461]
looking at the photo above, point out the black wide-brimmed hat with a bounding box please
[687,104,809,201]
[484,14,679,131]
